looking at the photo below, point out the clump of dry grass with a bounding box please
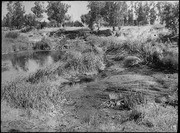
[161,49,178,71]
[136,101,178,132]
[122,91,147,110]
[2,76,62,112]
[60,49,105,76]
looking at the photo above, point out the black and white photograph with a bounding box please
[1,1,178,132]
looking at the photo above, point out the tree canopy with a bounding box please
[80,1,179,33]
[31,1,44,18]
[46,1,71,26]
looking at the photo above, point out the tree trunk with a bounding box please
[113,26,115,31]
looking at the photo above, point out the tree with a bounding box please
[87,1,106,30]
[5,1,25,29]
[2,13,10,27]
[101,2,128,29]
[24,13,37,28]
[102,2,118,29]
[46,1,70,26]
[135,2,144,25]
[156,2,165,24]
[81,13,91,26]
[161,2,179,35]
[48,19,58,27]
[119,2,128,26]
[3,2,14,29]
[143,1,150,25]
[73,20,84,27]
[127,9,134,25]
[11,1,25,29]
[31,1,44,18]
[149,5,156,25]
[64,14,71,22]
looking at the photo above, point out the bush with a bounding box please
[118,91,147,111]
[92,29,113,37]
[68,39,93,52]
[59,48,105,76]
[5,31,20,39]
[85,35,102,45]
[33,37,51,50]
[73,20,84,27]
[21,26,33,33]
[161,50,178,71]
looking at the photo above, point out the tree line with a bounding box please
[2,1,72,29]
[2,1,179,35]
[81,1,179,34]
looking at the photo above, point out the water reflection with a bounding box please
[2,51,62,82]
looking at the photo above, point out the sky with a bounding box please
[1,1,89,21]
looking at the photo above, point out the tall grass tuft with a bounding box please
[161,50,178,71]
[60,49,105,75]
[2,78,61,112]
[5,31,20,39]
[33,37,51,50]
[122,91,147,110]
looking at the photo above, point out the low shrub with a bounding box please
[85,35,103,46]
[21,26,33,33]
[123,91,147,110]
[66,39,92,52]
[5,31,20,39]
[93,29,113,36]
[105,39,135,55]
[161,51,178,71]
[33,37,51,50]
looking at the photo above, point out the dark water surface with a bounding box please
[2,51,62,83]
